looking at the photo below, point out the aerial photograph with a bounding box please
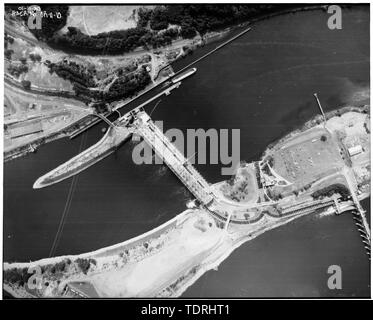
[2,2,371,300]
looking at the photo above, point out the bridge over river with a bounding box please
[33,107,371,252]
[132,109,215,206]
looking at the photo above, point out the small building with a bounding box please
[348,145,363,157]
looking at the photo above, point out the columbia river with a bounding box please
[4,6,370,297]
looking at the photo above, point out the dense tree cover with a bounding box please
[8,63,28,77]
[75,258,96,274]
[7,4,294,55]
[34,5,69,40]
[47,60,97,101]
[5,49,14,59]
[29,53,42,62]
[47,60,96,88]
[311,184,350,200]
[148,5,285,37]
[21,80,31,90]
[3,267,31,286]
[54,259,70,272]
[46,60,151,104]
[3,258,74,287]
[5,4,299,106]
[103,66,151,101]
[91,102,108,113]
[137,7,152,28]
[50,26,149,54]
[46,25,180,54]
[149,7,170,30]
[180,25,198,39]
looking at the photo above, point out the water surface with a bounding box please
[4,6,370,297]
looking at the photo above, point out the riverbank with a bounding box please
[4,112,92,162]
[172,4,329,60]
[168,208,318,297]
[146,4,331,82]
[4,6,369,298]
[3,4,329,164]
[3,201,322,298]
[6,104,370,297]
[33,126,132,188]
[262,104,369,159]
[3,209,188,297]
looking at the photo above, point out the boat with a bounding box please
[171,68,197,84]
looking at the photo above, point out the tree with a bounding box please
[311,184,350,200]
[92,102,108,113]
[55,260,66,272]
[180,26,197,39]
[8,64,28,77]
[75,258,91,274]
[137,7,152,28]
[75,258,96,274]
[21,80,31,90]
[5,49,13,59]
[29,53,42,62]
[150,8,169,30]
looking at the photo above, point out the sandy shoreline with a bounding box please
[171,210,317,297]
[4,210,190,270]
[4,5,370,297]
[4,107,370,298]
[3,207,315,298]
[3,202,327,298]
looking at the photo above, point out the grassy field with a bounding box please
[23,63,74,92]
[61,6,144,35]
[6,37,74,92]
[272,128,344,185]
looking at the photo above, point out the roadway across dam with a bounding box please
[132,109,215,206]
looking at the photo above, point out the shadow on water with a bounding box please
[3,6,370,297]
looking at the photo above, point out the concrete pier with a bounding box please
[313,93,326,123]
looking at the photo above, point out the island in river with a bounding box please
[3,105,370,298]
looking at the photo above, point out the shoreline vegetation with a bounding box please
[4,5,369,297]
[5,3,355,105]
[3,104,369,298]
[3,4,342,162]
[6,5,308,55]
[2,207,324,298]
[262,105,370,158]
[7,4,354,56]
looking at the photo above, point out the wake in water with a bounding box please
[315,208,336,219]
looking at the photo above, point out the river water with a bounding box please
[4,6,370,297]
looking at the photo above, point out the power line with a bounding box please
[48,132,87,257]
[149,99,162,116]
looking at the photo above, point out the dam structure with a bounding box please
[132,109,215,206]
